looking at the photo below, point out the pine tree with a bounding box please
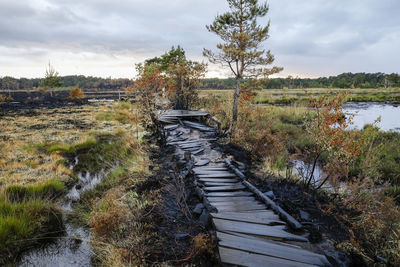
[204,0,282,134]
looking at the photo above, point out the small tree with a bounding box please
[42,62,63,96]
[204,0,282,134]
[127,63,166,129]
[166,60,207,110]
[145,46,206,110]
[305,91,365,190]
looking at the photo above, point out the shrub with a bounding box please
[69,87,84,98]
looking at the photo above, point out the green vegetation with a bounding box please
[0,189,63,264]
[4,179,65,202]
[199,72,400,89]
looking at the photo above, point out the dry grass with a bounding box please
[0,102,139,187]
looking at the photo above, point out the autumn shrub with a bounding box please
[340,179,400,265]
[89,190,128,237]
[69,86,84,98]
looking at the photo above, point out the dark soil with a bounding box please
[0,89,122,111]
[138,134,219,266]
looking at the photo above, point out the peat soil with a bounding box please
[138,134,219,266]
[0,90,121,111]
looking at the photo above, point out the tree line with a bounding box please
[2,72,399,91]
[0,75,133,90]
[200,72,400,89]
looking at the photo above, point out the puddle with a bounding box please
[19,157,108,266]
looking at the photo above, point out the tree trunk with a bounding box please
[231,77,241,136]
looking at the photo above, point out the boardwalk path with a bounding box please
[159,110,331,267]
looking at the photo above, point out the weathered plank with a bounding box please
[195,159,210,166]
[204,182,243,187]
[193,167,228,172]
[215,210,278,219]
[216,206,267,213]
[210,199,263,207]
[203,184,246,192]
[217,232,331,266]
[198,173,237,178]
[213,218,308,242]
[198,178,239,183]
[205,191,253,197]
[207,196,257,202]
[192,148,204,155]
[211,212,284,225]
[225,159,303,230]
[218,247,317,267]
[164,124,179,130]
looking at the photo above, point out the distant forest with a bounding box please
[1,72,399,90]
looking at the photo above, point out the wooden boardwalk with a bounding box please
[159,110,331,267]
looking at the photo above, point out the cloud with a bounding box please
[0,0,399,78]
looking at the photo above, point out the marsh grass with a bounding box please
[200,88,400,106]
[0,195,63,263]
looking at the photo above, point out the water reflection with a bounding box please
[344,102,400,132]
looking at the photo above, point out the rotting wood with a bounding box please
[225,159,303,230]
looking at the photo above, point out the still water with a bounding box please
[344,102,400,132]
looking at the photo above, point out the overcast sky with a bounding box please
[0,0,399,79]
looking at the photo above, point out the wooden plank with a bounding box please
[207,196,257,202]
[194,171,235,175]
[211,212,284,225]
[193,167,228,172]
[203,184,246,192]
[217,206,267,213]
[195,159,210,166]
[204,182,243,187]
[211,210,280,221]
[218,246,320,267]
[198,178,239,183]
[210,199,263,207]
[225,159,303,230]
[213,219,308,242]
[217,232,331,266]
[224,231,303,249]
[198,173,237,178]
[205,191,253,197]
[192,148,204,155]
[164,124,179,130]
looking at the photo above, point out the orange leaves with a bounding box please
[306,90,364,181]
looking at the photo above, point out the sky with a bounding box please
[0,0,399,79]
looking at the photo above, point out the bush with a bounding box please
[69,87,84,98]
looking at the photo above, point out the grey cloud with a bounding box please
[0,0,399,78]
